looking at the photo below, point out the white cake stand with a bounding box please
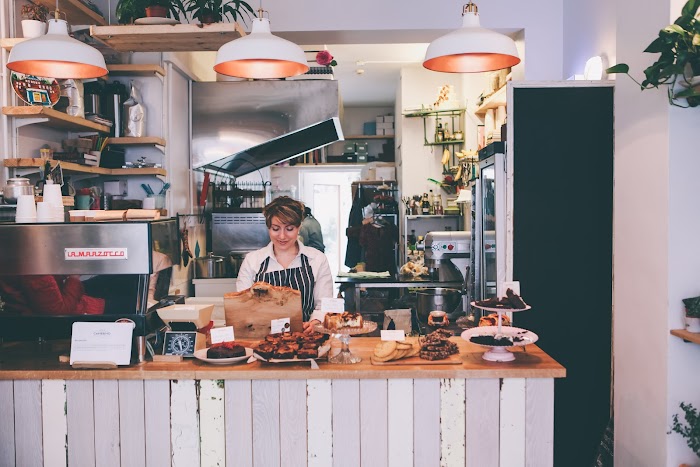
[468,301,534,362]
[314,321,377,364]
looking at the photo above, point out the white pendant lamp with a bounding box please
[423,2,520,73]
[7,6,107,79]
[214,8,309,79]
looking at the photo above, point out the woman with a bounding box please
[237,196,334,332]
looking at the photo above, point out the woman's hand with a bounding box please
[303,319,321,333]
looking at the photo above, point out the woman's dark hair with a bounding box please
[263,196,305,227]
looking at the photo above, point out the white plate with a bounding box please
[253,344,330,363]
[134,17,180,25]
[461,326,538,348]
[194,347,253,365]
[470,301,531,313]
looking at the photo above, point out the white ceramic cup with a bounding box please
[36,202,54,222]
[142,196,156,210]
[15,194,37,219]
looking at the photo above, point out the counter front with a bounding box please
[0,337,564,467]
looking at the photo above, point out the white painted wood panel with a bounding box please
[170,379,199,467]
[331,379,360,467]
[525,379,554,467]
[199,380,226,467]
[307,379,332,467]
[119,380,146,467]
[360,379,388,467]
[279,380,308,467]
[13,380,43,467]
[466,378,500,467]
[414,379,440,467]
[144,380,171,467]
[0,381,15,467]
[66,380,95,467]
[41,379,67,467]
[226,380,253,467]
[440,378,466,466]
[500,378,526,467]
[252,379,280,467]
[93,380,120,467]
[387,379,413,467]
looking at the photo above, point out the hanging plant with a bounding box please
[669,402,700,457]
[184,0,255,25]
[606,0,700,107]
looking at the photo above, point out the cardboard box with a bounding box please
[376,116,385,124]
[384,116,395,123]
[356,154,368,163]
[377,122,394,130]
[355,142,369,152]
[343,142,357,154]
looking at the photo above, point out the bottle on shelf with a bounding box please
[421,193,431,215]
[407,229,417,251]
[435,120,444,143]
[428,189,436,214]
[432,191,443,215]
[443,122,451,141]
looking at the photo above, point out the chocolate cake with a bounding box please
[207,342,246,359]
[296,348,318,359]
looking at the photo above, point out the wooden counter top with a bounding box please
[0,338,565,381]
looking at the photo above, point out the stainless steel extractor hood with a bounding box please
[191,80,343,177]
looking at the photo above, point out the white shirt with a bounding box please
[237,241,334,323]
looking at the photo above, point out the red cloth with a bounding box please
[0,275,105,316]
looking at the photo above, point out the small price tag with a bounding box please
[381,330,406,341]
[271,318,291,334]
[321,298,345,313]
[210,326,235,344]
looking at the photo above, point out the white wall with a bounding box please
[611,0,700,464]
[562,0,616,79]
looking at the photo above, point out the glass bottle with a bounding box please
[435,120,444,143]
[407,229,417,251]
[428,190,436,214]
[421,193,431,215]
[443,122,451,141]
[432,191,443,215]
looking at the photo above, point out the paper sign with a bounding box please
[210,326,235,344]
[321,298,345,313]
[70,322,134,366]
[271,317,291,334]
[381,330,406,341]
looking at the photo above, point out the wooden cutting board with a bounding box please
[370,353,462,365]
[224,282,303,339]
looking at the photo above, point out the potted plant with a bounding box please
[606,0,700,107]
[669,402,700,458]
[145,0,186,19]
[116,0,146,24]
[116,0,185,23]
[20,3,49,38]
[184,0,255,25]
[682,296,700,332]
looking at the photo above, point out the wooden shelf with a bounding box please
[107,137,166,147]
[4,158,166,177]
[0,38,24,51]
[344,135,395,140]
[474,85,507,116]
[90,22,244,52]
[671,329,700,345]
[33,0,107,26]
[107,64,166,77]
[3,106,110,133]
[403,108,466,118]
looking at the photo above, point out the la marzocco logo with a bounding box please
[64,248,128,260]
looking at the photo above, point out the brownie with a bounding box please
[273,345,295,359]
[255,343,275,359]
[296,348,318,359]
[506,288,527,309]
[207,344,245,359]
[469,335,514,346]
[302,342,320,350]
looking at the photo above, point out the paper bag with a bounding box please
[383,309,412,333]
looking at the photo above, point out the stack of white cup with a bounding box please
[40,181,64,222]
[15,194,37,223]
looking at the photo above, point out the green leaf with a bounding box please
[664,24,686,34]
[645,36,671,53]
[606,63,629,74]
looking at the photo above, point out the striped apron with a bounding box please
[254,254,316,321]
